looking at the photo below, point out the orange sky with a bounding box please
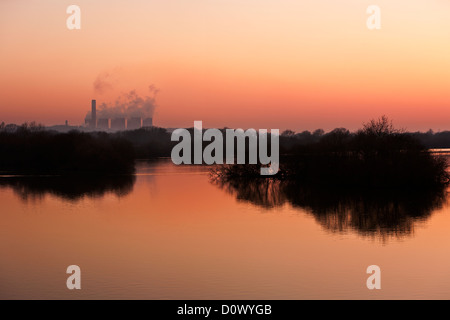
[1,0,450,131]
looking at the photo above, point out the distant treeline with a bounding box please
[410,131,450,149]
[0,123,177,174]
[278,128,450,150]
[114,127,175,158]
[4,120,450,150]
[0,124,135,174]
[1,118,450,184]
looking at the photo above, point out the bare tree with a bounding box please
[360,115,402,136]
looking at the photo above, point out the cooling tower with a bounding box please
[111,118,127,131]
[91,100,97,128]
[97,118,110,130]
[127,117,142,130]
[143,118,153,127]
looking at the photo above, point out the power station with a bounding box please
[91,99,96,128]
[86,99,153,131]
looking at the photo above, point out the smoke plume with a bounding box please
[93,72,114,95]
[86,85,159,120]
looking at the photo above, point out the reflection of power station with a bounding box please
[87,99,153,131]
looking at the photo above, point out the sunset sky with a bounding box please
[1,0,450,131]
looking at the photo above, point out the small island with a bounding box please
[212,116,450,189]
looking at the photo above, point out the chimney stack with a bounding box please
[91,99,97,128]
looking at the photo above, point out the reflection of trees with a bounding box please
[284,183,447,241]
[211,174,447,241]
[0,175,136,202]
[213,177,287,208]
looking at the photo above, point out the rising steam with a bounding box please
[86,85,159,120]
[93,72,114,95]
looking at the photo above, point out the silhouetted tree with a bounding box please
[281,129,296,137]
[313,129,325,137]
[360,115,401,136]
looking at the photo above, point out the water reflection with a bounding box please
[211,176,448,240]
[0,175,136,202]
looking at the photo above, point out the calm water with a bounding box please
[1,159,450,299]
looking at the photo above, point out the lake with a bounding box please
[1,158,450,299]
